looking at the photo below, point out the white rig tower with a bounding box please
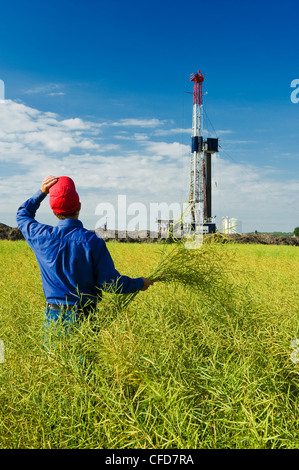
[189,70,218,233]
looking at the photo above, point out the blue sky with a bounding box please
[0,0,299,232]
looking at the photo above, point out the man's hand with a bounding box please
[140,278,154,291]
[41,175,58,195]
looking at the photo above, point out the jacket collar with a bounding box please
[57,218,83,228]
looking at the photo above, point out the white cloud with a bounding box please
[24,83,65,96]
[60,118,90,130]
[0,100,100,155]
[143,141,190,160]
[48,92,65,96]
[153,127,192,136]
[112,118,164,128]
[0,99,298,233]
[222,139,257,145]
[215,130,233,135]
[211,155,299,231]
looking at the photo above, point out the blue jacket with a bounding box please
[16,190,144,306]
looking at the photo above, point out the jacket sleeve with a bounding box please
[16,190,48,243]
[94,238,145,294]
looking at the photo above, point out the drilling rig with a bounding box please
[189,70,218,233]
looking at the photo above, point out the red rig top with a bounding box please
[190,70,204,106]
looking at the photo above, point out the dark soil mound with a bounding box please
[1,223,298,246]
[0,223,24,241]
[224,233,299,246]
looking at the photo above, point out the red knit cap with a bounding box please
[49,176,80,215]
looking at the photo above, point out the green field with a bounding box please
[0,239,299,449]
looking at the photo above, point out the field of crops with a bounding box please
[0,239,298,449]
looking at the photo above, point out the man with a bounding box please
[16,175,153,332]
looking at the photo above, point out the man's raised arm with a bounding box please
[16,175,58,240]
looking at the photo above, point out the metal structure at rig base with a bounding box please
[188,70,218,234]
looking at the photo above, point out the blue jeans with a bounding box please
[43,306,81,354]
[44,306,81,332]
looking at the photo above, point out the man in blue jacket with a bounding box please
[16,175,153,333]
